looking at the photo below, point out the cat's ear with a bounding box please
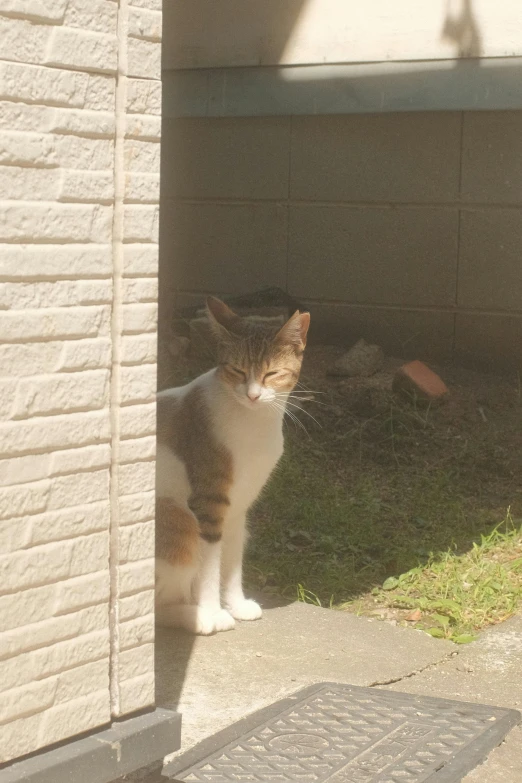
[276,310,310,349]
[206,296,240,336]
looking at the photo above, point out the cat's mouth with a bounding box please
[235,391,273,410]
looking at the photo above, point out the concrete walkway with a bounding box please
[155,603,522,780]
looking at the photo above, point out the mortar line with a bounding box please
[108,0,129,717]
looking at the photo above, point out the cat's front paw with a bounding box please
[195,607,236,635]
[228,598,263,621]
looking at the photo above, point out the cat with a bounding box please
[155,296,310,635]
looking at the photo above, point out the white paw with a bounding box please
[195,607,236,635]
[228,598,263,621]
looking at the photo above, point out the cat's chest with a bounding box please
[219,415,284,510]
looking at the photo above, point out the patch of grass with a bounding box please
[351,512,522,643]
[166,345,522,642]
[246,369,522,642]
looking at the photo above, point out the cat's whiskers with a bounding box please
[268,400,309,436]
[281,399,322,429]
[284,393,329,408]
[273,392,328,414]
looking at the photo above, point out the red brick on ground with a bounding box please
[392,360,449,401]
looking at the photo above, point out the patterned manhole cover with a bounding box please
[165,683,520,783]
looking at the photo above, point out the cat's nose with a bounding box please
[247,386,262,402]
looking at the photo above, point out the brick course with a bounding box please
[0,0,160,763]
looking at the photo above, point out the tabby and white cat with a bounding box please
[155,296,310,635]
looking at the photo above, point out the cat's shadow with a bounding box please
[154,591,295,709]
[154,592,292,710]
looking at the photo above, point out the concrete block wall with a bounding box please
[161,111,522,370]
[0,0,160,764]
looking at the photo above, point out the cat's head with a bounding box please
[206,296,310,409]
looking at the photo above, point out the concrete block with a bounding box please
[305,302,455,363]
[118,590,154,624]
[124,138,160,172]
[117,672,155,715]
[123,205,159,242]
[0,572,109,632]
[0,17,51,66]
[118,616,155,657]
[0,409,110,458]
[2,604,108,660]
[0,281,111,310]
[462,111,522,203]
[118,490,155,525]
[288,205,458,306]
[119,403,156,440]
[122,303,158,334]
[458,209,522,311]
[83,73,116,112]
[0,305,110,342]
[120,364,156,404]
[0,0,67,23]
[63,0,118,34]
[0,130,56,166]
[124,172,160,203]
[126,78,162,115]
[118,643,154,681]
[12,370,109,418]
[56,135,114,169]
[53,107,114,137]
[121,334,157,365]
[118,558,155,597]
[162,117,290,199]
[46,470,109,511]
[123,244,158,276]
[128,6,162,40]
[122,277,158,304]
[160,201,287,294]
[0,61,88,107]
[125,112,161,140]
[0,708,180,783]
[118,520,155,567]
[455,312,522,371]
[45,28,117,74]
[0,203,112,242]
[0,244,112,280]
[291,113,461,202]
[60,338,112,371]
[59,170,114,203]
[127,37,161,80]
[28,501,110,545]
[118,462,155,497]
[1,630,109,692]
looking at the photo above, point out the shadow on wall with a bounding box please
[155,0,310,724]
[163,0,310,68]
[441,0,482,59]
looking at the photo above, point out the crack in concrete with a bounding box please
[369,649,459,687]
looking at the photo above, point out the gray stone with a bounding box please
[1,708,181,783]
[329,338,384,377]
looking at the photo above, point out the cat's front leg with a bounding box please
[192,539,235,634]
[221,518,262,622]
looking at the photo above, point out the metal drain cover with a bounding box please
[166,683,520,782]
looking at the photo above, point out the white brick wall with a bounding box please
[0,0,160,763]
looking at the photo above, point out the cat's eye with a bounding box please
[228,366,246,379]
[263,371,279,380]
